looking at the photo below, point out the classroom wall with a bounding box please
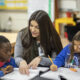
[0,0,79,31]
[58,0,80,18]
[58,0,78,11]
[0,11,28,31]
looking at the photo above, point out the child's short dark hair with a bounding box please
[0,36,10,44]
[0,36,10,48]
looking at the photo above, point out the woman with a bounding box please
[14,10,63,74]
[50,31,80,71]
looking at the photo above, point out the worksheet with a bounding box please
[59,68,80,80]
[1,67,49,80]
[40,70,60,80]
[40,68,80,80]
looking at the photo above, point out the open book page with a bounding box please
[59,68,80,80]
[1,68,39,80]
[40,70,60,80]
[41,67,80,80]
[36,67,49,72]
[1,67,49,80]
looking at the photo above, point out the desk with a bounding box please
[40,67,80,80]
[0,32,17,43]
[1,67,80,80]
[55,17,76,35]
[1,67,49,80]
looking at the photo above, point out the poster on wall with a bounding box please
[28,0,55,21]
[0,0,5,9]
[0,0,27,10]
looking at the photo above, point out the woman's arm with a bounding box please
[39,57,54,67]
[39,52,57,67]
[38,47,55,67]
[14,31,30,75]
[14,32,24,66]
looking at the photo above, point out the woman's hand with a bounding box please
[28,56,41,69]
[19,60,30,75]
[50,64,58,71]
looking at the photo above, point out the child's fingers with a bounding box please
[50,64,57,71]
[69,68,77,72]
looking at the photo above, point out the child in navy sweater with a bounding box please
[0,36,17,77]
[50,31,80,71]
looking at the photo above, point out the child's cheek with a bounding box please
[74,46,77,51]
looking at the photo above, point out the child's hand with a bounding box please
[50,64,58,71]
[69,68,77,72]
[1,65,13,74]
[1,68,8,74]
[5,65,13,73]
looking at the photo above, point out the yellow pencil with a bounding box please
[48,55,53,64]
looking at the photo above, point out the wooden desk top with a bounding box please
[0,32,17,43]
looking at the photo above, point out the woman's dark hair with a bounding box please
[70,31,80,61]
[22,10,63,56]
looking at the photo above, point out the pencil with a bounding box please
[48,55,53,64]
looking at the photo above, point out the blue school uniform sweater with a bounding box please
[53,44,80,68]
[53,44,71,68]
[0,57,17,77]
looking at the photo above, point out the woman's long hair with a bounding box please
[70,31,80,62]
[22,10,63,56]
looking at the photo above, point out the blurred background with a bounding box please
[0,0,80,50]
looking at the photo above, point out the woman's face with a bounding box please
[74,40,80,53]
[30,20,40,38]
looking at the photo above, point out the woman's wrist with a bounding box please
[20,60,27,64]
[20,60,28,68]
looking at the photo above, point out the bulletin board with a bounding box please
[59,0,77,10]
[0,0,28,10]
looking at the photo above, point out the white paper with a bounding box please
[40,70,60,80]
[37,67,49,72]
[40,67,80,80]
[59,68,80,80]
[1,67,49,80]
[1,68,39,80]
[2,67,80,80]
